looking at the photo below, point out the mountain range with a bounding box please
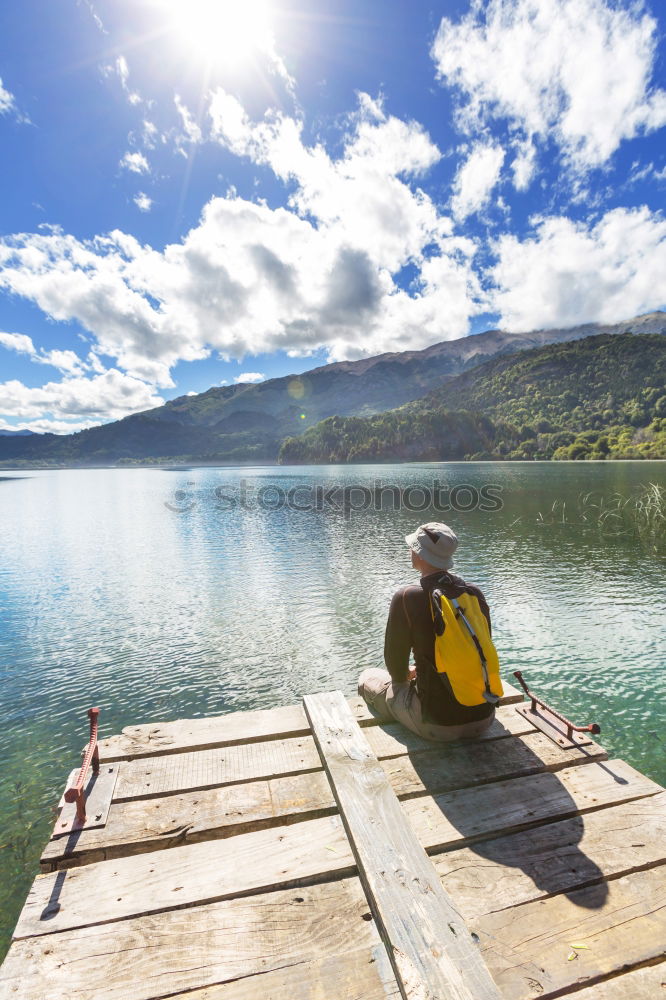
[280,331,666,463]
[1,311,664,466]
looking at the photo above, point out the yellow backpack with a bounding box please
[429,586,504,707]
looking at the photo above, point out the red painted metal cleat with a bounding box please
[64,707,100,824]
[513,671,600,746]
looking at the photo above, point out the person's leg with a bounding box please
[359,668,496,742]
[387,684,495,742]
[357,667,395,723]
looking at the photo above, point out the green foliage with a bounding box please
[2,331,664,467]
[280,333,666,463]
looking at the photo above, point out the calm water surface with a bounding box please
[0,461,664,955]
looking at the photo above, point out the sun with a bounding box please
[161,0,276,70]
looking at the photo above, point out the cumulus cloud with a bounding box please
[433,0,666,173]
[0,331,35,355]
[209,90,445,274]
[0,369,164,431]
[120,151,150,174]
[0,91,485,386]
[234,371,265,383]
[134,192,153,212]
[490,206,666,331]
[0,330,88,374]
[451,142,505,220]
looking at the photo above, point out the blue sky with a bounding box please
[0,0,665,433]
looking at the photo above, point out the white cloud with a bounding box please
[628,160,666,185]
[0,331,35,355]
[120,151,150,174]
[0,370,163,430]
[234,372,264,383]
[116,56,129,89]
[134,192,153,212]
[37,349,87,375]
[451,142,505,220]
[103,55,142,106]
[490,206,666,331]
[0,331,88,374]
[209,90,445,273]
[511,139,537,191]
[0,76,29,123]
[0,92,485,383]
[175,95,202,146]
[433,0,666,173]
[0,78,16,116]
[142,120,158,148]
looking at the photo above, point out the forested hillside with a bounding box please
[279,333,666,462]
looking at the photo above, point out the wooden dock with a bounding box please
[0,681,664,999]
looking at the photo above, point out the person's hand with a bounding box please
[408,667,417,681]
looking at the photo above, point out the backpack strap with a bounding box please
[451,597,499,706]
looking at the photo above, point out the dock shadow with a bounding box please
[376,716,616,911]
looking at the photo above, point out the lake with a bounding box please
[0,461,664,957]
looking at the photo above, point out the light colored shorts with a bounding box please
[357,667,495,742]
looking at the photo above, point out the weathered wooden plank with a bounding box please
[113,735,321,801]
[17,815,354,939]
[41,770,337,870]
[0,878,384,1000]
[27,787,666,941]
[432,792,666,919]
[384,730,608,799]
[304,690,502,1000]
[565,962,666,999]
[474,866,666,1000]
[111,705,533,804]
[402,757,664,855]
[98,681,524,763]
[169,947,402,999]
[97,703,311,762]
[42,754,656,873]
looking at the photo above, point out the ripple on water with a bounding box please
[0,462,665,960]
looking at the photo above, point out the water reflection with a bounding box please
[0,461,664,957]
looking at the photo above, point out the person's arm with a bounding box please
[383,587,412,683]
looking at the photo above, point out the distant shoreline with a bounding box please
[1,458,664,473]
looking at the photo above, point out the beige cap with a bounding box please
[405,522,458,569]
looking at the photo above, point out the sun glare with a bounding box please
[163,0,275,69]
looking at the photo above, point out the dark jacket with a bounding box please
[384,570,495,726]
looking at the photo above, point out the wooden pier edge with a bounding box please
[2,680,665,1000]
[304,690,502,1000]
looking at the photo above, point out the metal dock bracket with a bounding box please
[513,670,601,748]
[52,706,119,837]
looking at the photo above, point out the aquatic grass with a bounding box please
[536,499,568,525]
[535,483,665,552]
[579,483,666,552]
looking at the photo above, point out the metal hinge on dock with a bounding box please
[52,707,119,837]
[513,670,601,749]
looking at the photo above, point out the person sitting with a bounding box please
[357,521,502,741]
